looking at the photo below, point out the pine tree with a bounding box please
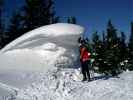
[128,22,133,70]
[21,0,57,32]
[92,31,100,59]
[92,20,122,76]
[6,11,23,44]
[104,20,121,76]
[67,16,76,24]
[119,32,127,61]
[0,0,3,34]
[92,31,102,72]
[117,32,128,71]
[102,31,106,45]
[128,22,133,51]
[0,0,4,48]
[53,16,60,23]
[106,20,118,47]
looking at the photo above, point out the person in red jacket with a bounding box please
[79,40,91,81]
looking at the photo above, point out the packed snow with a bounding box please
[0,68,133,100]
[2,68,133,100]
[0,23,133,100]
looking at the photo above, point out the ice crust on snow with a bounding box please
[0,23,84,72]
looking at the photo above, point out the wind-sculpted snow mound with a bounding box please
[16,69,133,100]
[0,23,84,72]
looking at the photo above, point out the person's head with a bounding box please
[78,37,82,44]
[78,37,87,47]
[81,40,87,46]
[78,37,82,47]
[78,40,83,47]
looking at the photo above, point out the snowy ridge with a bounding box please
[0,23,84,72]
[15,69,133,100]
[1,23,84,52]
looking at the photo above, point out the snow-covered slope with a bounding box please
[0,23,84,72]
[12,69,133,100]
[0,68,133,100]
[1,23,133,100]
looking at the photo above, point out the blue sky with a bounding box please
[4,0,133,39]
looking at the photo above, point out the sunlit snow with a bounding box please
[0,23,132,100]
[0,23,84,72]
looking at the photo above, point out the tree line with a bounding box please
[0,0,76,48]
[83,20,133,76]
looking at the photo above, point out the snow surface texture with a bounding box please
[12,69,133,100]
[0,23,84,71]
[0,71,45,99]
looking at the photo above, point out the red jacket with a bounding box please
[80,47,91,62]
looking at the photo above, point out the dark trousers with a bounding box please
[81,60,91,80]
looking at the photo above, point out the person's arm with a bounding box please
[80,47,85,59]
